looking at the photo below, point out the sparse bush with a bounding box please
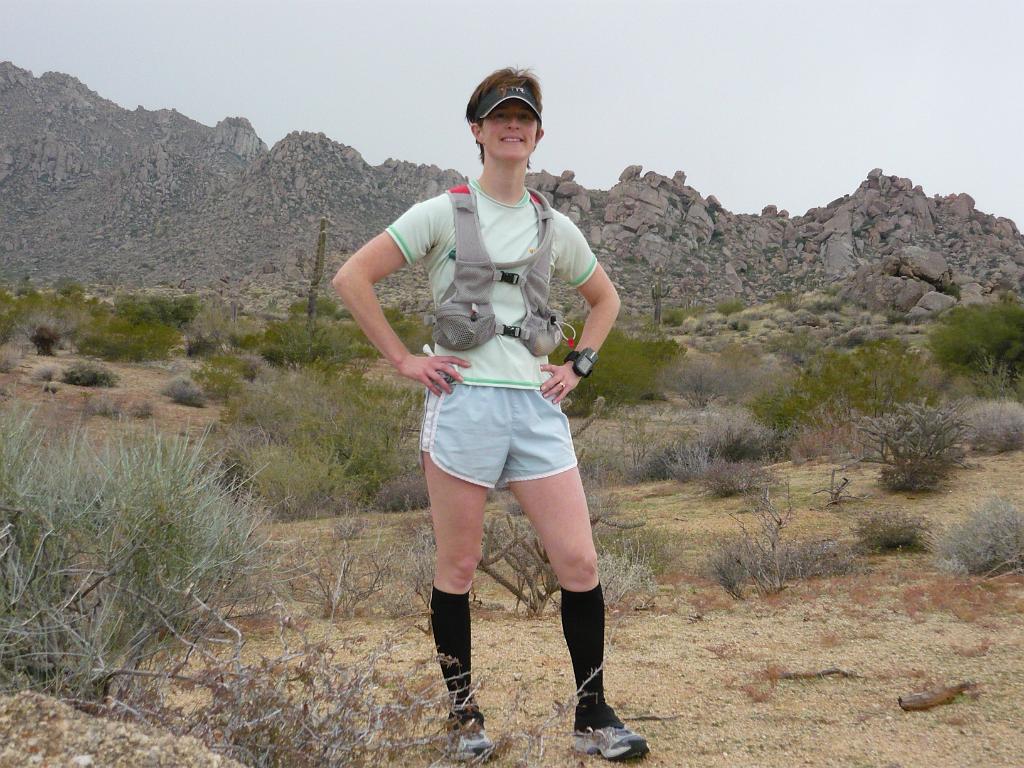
[184,301,233,357]
[854,510,929,553]
[394,521,437,612]
[629,442,682,482]
[706,486,856,597]
[120,629,450,768]
[479,512,561,615]
[965,399,1024,453]
[161,376,206,408]
[700,408,774,462]
[82,394,124,419]
[61,360,118,387]
[77,317,180,361]
[31,365,59,382]
[705,538,748,599]
[934,497,1024,576]
[773,292,801,312]
[0,410,264,700]
[373,472,430,512]
[700,459,771,497]
[663,346,770,408]
[668,438,712,483]
[858,401,967,491]
[596,545,657,609]
[765,329,822,365]
[129,401,154,419]
[787,417,861,463]
[288,525,393,621]
[727,317,750,332]
[0,345,20,373]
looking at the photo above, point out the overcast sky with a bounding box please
[4,0,1022,224]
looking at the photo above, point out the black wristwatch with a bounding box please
[564,347,598,378]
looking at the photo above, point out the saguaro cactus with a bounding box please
[651,264,669,326]
[306,217,328,332]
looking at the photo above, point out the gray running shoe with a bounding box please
[449,723,495,762]
[573,724,650,761]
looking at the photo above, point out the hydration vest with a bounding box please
[430,185,564,357]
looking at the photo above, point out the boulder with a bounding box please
[914,291,957,314]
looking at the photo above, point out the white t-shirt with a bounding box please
[386,178,598,389]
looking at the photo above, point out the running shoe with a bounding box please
[448,723,495,762]
[573,723,650,761]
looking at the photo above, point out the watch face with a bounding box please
[575,356,594,376]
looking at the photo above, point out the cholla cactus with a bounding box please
[858,401,967,491]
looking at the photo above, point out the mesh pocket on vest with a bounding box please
[433,305,495,351]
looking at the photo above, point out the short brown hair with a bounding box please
[465,68,543,163]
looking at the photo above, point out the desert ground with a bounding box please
[2,349,1023,768]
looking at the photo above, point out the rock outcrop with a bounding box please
[2,60,1023,316]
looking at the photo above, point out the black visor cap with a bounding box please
[475,85,541,122]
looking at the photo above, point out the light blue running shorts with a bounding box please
[419,384,578,488]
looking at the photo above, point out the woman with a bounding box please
[333,68,649,762]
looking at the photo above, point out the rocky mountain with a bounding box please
[3,60,1023,317]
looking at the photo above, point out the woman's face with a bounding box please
[472,101,544,164]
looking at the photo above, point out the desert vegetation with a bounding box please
[2,283,1023,766]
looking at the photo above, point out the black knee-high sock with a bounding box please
[560,583,621,730]
[430,586,480,724]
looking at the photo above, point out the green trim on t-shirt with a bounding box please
[569,256,598,287]
[385,226,414,265]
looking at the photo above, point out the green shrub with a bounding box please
[661,305,704,327]
[77,317,180,361]
[773,292,801,312]
[222,369,419,516]
[383,306,433,353]
[287,296,344,321]
[61,361,118,387]
[765,329,822,365]
[715,299,745,316]
[751,339,934,432]
[929,299,1024,379]
[562,328,682,416]
[934,497,1024,576]
[258,319,374,368]
[0,409,264,699]
[114,293,201,329]
[194,354,263,400]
